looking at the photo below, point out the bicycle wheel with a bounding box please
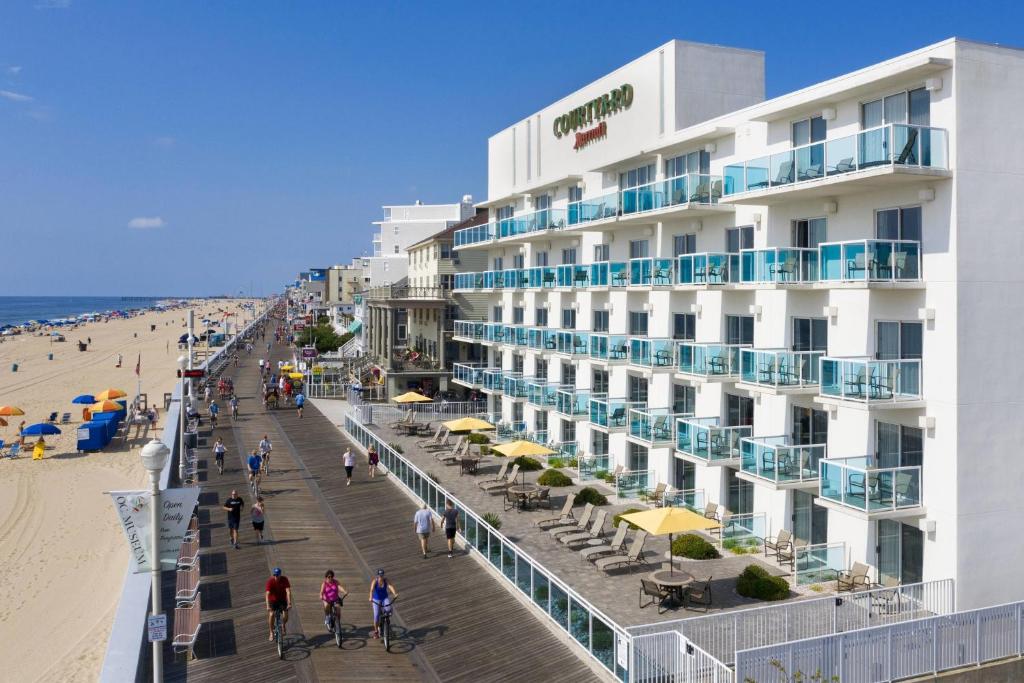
[275,614,284,659]
[334,614,342,648]
[383,616,391,651]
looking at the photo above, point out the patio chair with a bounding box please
[870,367,900,400]
[581,521,629,562]
[799,162,824,181]
[838,562,872,592]
[895,127,919,165]
[477,461,508,489]
[830,157,855,174]
[594,530,648,573]
[6,443,21,459]
[683,576,713,611]
[654,347,673,366]
[772,160,794,185]
[846,252,869,278]
[688,180,710,204]
[573,336,587,354]
[703,502,720,521]
[640,482,667,506]
[547,503,594,538]
[559,509,608,547]
[652,417,672,441]
[709,512,731,538]
[536,493,576,529]
[844,368,868,397]
[763,529,793,560]
[609,407,627,426]
[639,578,673,614]
[534,487,552,509]
[708,353,730,375]
[573,269,589,288]
[770,255,798,282]
[871,576,904,614]
[480,464,519,493]
[388,409,414,429]
[416,425,445,448]
[611,271,629,288]
[542,271,556,287]
[503,488,520,512]
[60,413,71,424]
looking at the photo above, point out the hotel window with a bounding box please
[440,274,454,290]
[393,245,399,254]
[725,315,753,345]
[492,306,503,323]
[793,317,828,351]
[493,256,504,270]
[512,307,524,324]
[592,369,609,394]
[561,362,575,385]
[665,151,710,177]
[629,239,650,259]
[725,393,754,427]
[440,242,452,259]
[792,218,827,248]
[562,308,576,329]
[875,206,922,241]
[512,354,524,374]
[876,321,922,395]
[592,431,609,456]
[561,248,577,264]
[862,88,930,128]
[673,384,695,415]
[535,307,548,326]
[876,422,923,468]
[534,251,548,266]
[619,163,655,189]
[513,254,524,269]
[569,186,583,203]
[535,358,548,378]
[628,442,648,471]
[673,313,695,340]
[726,226,754,253]
[512,402,524,424]
[673,233,696,256]
[535,411,548,433]
[628,311,648,335]
[592,310,609,332]
[496,204,515,221]
[628,374,648,403]
[594,244,610,261]
[792,406,828,445]
[562,419,576,444]
[534,195,550,211]
[791,115,827,146]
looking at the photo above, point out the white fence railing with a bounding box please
[735,600,1024,683]
[356,401,489,424]
[632,631,734,683]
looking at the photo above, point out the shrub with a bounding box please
[723,538,759,555]
[427,471,440,483]
[613,507,643,530]
[512,456,543,471]
[593,469,609,481]
[566,456,579,468]
[481,511,502,530]
[575,486,608,506]
[548,457,565,469]
[537,469,573,487]
[736,564,791,601]
[388,442,404,454]
[671,534,721,560]
[601,471,617,483]
[466,433,490,445]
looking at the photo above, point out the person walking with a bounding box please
[251,496,266,544]
[213,436,226,475]
[295,390,305,418]
[259,434,273,474]
[343,447,356,486]
[367,444,379,479]
[442,499,461,559]
[223,489,244,549]
[413,503,435,559]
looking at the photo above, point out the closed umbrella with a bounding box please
[619,508,720,575]
[21,423,62,436]
[392,391,432,404]
[95,389,127,401]
[72,394,95,404]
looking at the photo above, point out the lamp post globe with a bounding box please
[140,438,170,473]
[177,354,187,371]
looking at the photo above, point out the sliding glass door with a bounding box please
[877,519,924,584]
[793,489,828,546]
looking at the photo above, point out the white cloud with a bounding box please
[35,0,72,8]
[0,90,33,103]
[153,136,175,148]
[128,217,166,230]
[7,66,22,76]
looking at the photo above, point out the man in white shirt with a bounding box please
[412,503,436,560]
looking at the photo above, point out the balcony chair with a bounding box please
[652,266,672,286]
[763,529,793,562]
[654,348,673,367]
[846,252,869,279]
[799,162,824,181]
[829,157,855,174]
[772,160,795,185]
[758,358,777,384]
[710,179,723,201]
[609,407,627,426]
[838,562,872,592]
[688,181,710,204]
[609,344,629,360]
[770,255,798,282]
[611,270,629,287]
[683,576,713,611]
[844,368,868,398]
[639,578,673,614]
[702,502,720,521]
[869,367,901,400]
[708,354,730,375]
[572,336,587,355]
[895,127,919,165]
[652,416,672,441]
[542,271,556,287]
[573,269,589,287]
[778,358,806,386]
[639,482,667,506]
[871,576,904,614]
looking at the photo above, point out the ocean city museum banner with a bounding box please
[109,488,201,572]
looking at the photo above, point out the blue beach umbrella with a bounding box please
[21,423,61,436]
[72,394,95,404]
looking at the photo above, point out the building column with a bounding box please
[384,308,394,366]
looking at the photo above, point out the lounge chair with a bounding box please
[425,432,455,452]
[609,407,627,425]
[703,502,720,521]
[683,576,713,611]
[871,576,904,614]
[547,503,594,538]
[437,439,469,464]
[47,412,58,423]
[580,521,629,562]
[536,493,576,529]
[838,562,872,592]
[559,509,608,547]
[595,530,648,573]
[764,529,793,560]
[640,482,667,505]
[60,412,71,424]
[639,578,673,614]
[830,157,855,174]
[477,461,508,489]
[417,425,446,448]
[6,443,21,459]
[480,464,519,493]
[388,409,414,429]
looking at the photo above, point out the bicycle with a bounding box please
[262,453,272,476]
[249,470,262,497]
[230,402,239,421]
[372,598,398,651]
[272,606,286,659]
[326,597,345,647]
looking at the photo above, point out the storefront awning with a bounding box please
[347,320,362,334]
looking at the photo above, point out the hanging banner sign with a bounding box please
[109,487,201,573]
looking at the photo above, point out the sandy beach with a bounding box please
[0,299,257,682]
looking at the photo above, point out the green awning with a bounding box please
[347,320,362,334]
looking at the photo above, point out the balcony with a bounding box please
[628,338,676,372]
[628,257,675,287]
[452,362,485,388]
[738,436,826,488]
[556,264,591,289]
[614,469,656,499]
[526,379,560,409]
[453,220,497,249]
[739,247,819,285]
[481,322,505,345]
[365,284,448,302]
[524,266,558,290]
[662,488,706,512]
[526,328,558,355]
[589,260,629,288]
[674,417,750,464]
[453,320,485,342]
[497,208,568,240]
[577,454,610,481]
[676,253,740,285]
[738,349,823,393]
[589,397,640,431]
[481,368,504,393]
[818,357,923,408]
[676,343,747,381]
[629,407,689,447]
[501,373,527,399]
[555,331,589,358]
[555,388,601,420]
[818,239,922,285]
[722,124,950,205]
[505,325,528,348]
[618,174,726,224]
[588,334,629,364]
[819,456,923,517]
[567,191,620,226]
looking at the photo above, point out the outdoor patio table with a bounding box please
[459,457,481,476]
[650,568,695,606]
[507,484,541,511]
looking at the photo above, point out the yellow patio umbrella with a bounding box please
[0,406,25,416]
[95,389,127,401]
[91,400,125,413]
[442,417,494,432]
[280,364,295,371]
[287,372,304,379]
[392,391,432,404]
[490,440,557,458]
[620,507,720,575]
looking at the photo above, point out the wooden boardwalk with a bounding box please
[171,334,601,682]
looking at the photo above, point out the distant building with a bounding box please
[367,197,475,286]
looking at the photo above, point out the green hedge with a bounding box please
[537,469,573,487]
[466,433,490,444]
[612,507,643,530]
[512,456,543,471]
[736,564,790,601]
[575,486,608,506]
[671,534,721,560]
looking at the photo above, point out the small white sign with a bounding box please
[147,613,167,642]
[617,633,629,669]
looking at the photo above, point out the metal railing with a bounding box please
[631,630,734,683]
[364,284,448,300]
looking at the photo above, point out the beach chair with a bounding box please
[547,503,595,538]
[477,461,508,489]
[6,443,21,459]
[581,521,629,563]
[536,493,576,529]
[389,409,414,429]
[46,412,58,423]
[417,425,446,448]
[480,464,519,493]
[595,531,648,573]
[559,509,608,547]
[60,413,71,424]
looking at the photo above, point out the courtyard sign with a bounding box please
[552,83,634,149]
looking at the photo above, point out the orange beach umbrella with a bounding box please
[95,389,127,401]
[91,400,125,413]
[0,406,25,416]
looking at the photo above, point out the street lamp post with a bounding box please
[140,438,171,683]
[177,355,187,482]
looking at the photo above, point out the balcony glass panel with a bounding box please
[819,456,922,512]
[739,247,819,284]
[589,397,638,430]
[567,191,620,225]
[628,257,674,286]
[675,417,750,461]
[793,542,847,585]
[525,266,557,289]
[454,272,477,290]
[557,264,591,288]
[578,454,610,481]
[819,357,922,403]
[482,368,504,392]
[526,379,549,407]
[453,320,484,340]
[452,363,485,386]
[629,407,686,445]
[497,208,568,239]
[740,435,825,484]
[556,331,588,356]
[677,342,747,378]
[502,372,527,398]
[662,488,706,512]
[628,338,675,369]
[512,326,529,347]
[541,329,558,352]
[620,174,724,215]
[616,469,655,499]
[818,240,921,282]
[482,323,505,344]
[739,349,822,388]
[556,389,599,418]
[454,221,496,247]
[676,253,738,285]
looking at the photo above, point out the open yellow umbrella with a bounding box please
[91,400,125,413]
[490,440,557,458]
[95,389,127,401]
[442,417,494,432]
[0,406,25,416]
[287,372,304,379]
[392,391,432,404]
[620,507,720,575]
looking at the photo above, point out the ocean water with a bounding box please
[0,296,164,328]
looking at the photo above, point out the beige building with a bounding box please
[325,259,369,328]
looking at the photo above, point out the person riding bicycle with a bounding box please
[213,436,226,475]
[320,570,349,630]
[369,568,398,639]
[258,435,273,474]
[229,394,239,419]
[247,450,263,488]
[208,399,219,427]
[265,567,292,641]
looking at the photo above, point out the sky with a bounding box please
[2,0,1023,297]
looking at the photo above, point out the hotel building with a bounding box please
[452,38,1024,611]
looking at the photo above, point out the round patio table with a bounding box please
[650,569,695,605]
[507,484,541,511]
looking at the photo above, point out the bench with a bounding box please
[172,592,202,660]
[177,535,200,570]
[175,562,200,606]
[183,515,199,543]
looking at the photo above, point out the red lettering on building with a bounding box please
[573,121,608,151]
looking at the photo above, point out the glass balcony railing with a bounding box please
[589,397,640,430]
[556,264,591,288]
[620,174,723,215]
[819,357,922,403]
[677,342,747,379]
[541,329,558,353]
[556,389,601,418]
[482,322,505,344]
[819,456,922,513]
[452,363,485,387]
[524,266,557,289]
[723,124,949,196]
[629,338,676,370]
[675,417,750,461]
[676,252,740,285]
[502,325,520,347]
[482,368,504,392]
[588,261,629,288]
[740,247,819,284]
[511,325,529,347]
[818,239,922,282]
[629,407,689,446]
[567,191,620,226]
[555,331,589,357]
[497,208,568,239]
[628,257,675,286]
[615,469,655,499]
[453,320,485,341]
[502,372,527,399]
[740,435,826,485]
[588,334,629,363]
[527,328,545,353]
[526,379,549,408]
[662,488,706,512]
[454,272,479,290]
[739,349,823,389]
[577,454,610,481]
[793,542,848,585]
[454,220,497,248]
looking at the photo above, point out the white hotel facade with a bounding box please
[451,38,1024,611]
